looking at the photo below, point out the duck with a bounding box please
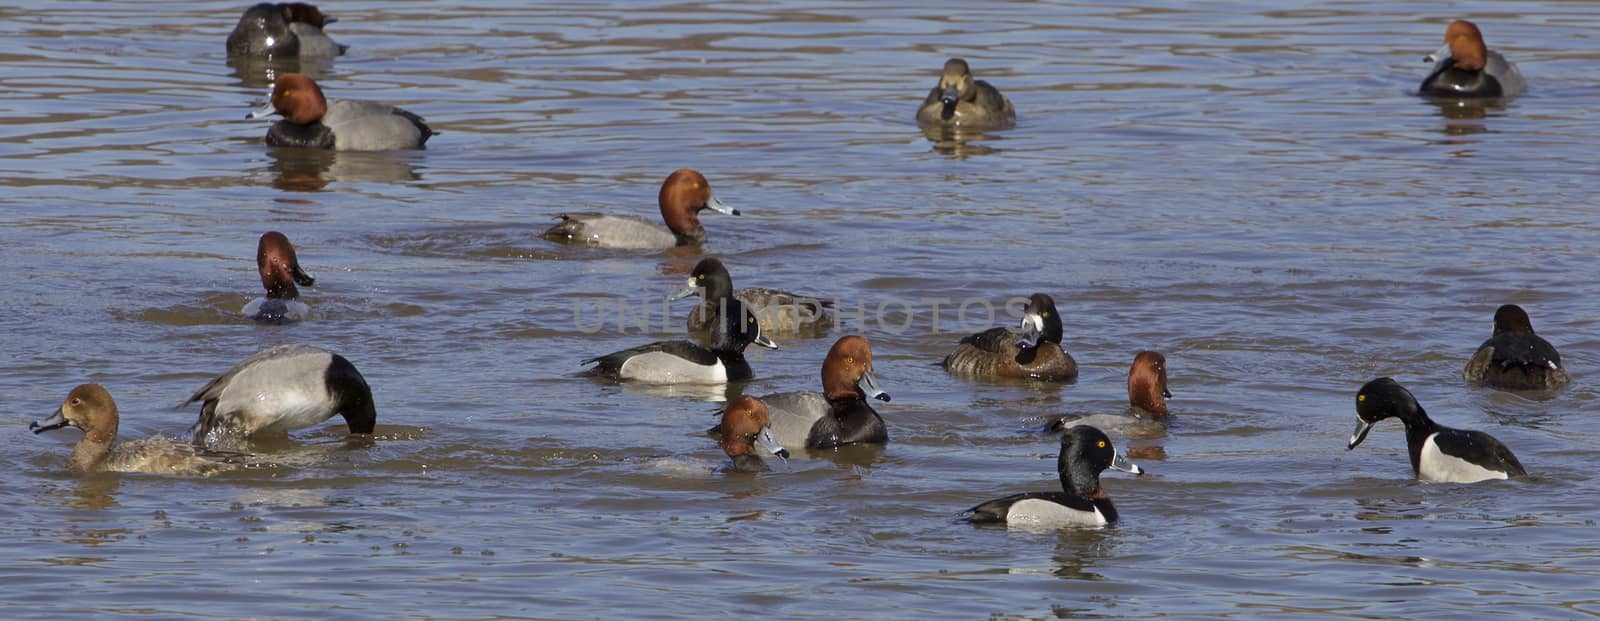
[31,384,240,476]
[542,169,739,249]
[1347,377,1526,483]
[752,335,891,451]
[1127,351,1171,417]
[583,298,778,384]
[182,344,375,449]
[226,2,346,58]
[1419,20,1526,98]
[717,396,790,473]
[1047,351,1172,434]
[241,231,315,324]
[916,58,1016,130]
[964,425,1144,527]
[246,73,433,151]
[1463,304,1570,391]
[670,258,834,338]
[943,293,1077,381]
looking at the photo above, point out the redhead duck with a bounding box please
[183,344,375,449]
[1127,351,1171,417]
[32,384,239,476]
[1420,20,1525,98]
[543,169,738,249]
[1347,378,1526,483]
[242,231,315,324]
[965,426,1144,527]
[916,58,1015,130]
[756,335,891,451]
[1047,352,1172,434]
[246,73,433,151]
[943,294,1076,381]
[227,3,346,58]
[1464,304,1570,391]
[584,299,777,384]
[718,395,790,473]
[671,258,834,338]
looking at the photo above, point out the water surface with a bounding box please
[3,1,1599,618]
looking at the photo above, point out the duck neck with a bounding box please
[69,437,112,472]
[709,300,751,354]
[1058,452,1101,499]
[265,281,300,300]
[1398,405,1442,468]
[1039,312,1063,345]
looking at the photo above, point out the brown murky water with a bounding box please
[4,1,1599,618]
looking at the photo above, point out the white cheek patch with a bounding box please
[1418,433,1509,483]
[1006,499,1106,527]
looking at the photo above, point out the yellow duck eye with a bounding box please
[692,182,701,189]
[1096,440,1106,448]
[1358,394,1366,402]
[1042,311,1050,317]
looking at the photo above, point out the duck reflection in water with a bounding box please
[267,148,423,191]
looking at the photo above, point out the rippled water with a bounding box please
[3,0,1599,618]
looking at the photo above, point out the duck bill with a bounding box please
[246,101,278,120]
[859,369,890,402]
[1348,419,1375,450]
[940,84,960,106]
[1162,387,1173,399]
[1016,313,1044,347]
[29,408,69,434]
[752,334,779,350]
[1109,449,1144,475]
[291,264,315,287]
[1424,41,1452,64]
[704,194,739,216]
[757,427,790,464]
[667,277,701,302]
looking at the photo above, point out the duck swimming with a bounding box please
[1419,20,1525,98]
[916,58,1015,130]
[242,231,316,324]
[943,293,1076,381]
[32,384,240,476]
[965,426,1145,527]
[1347,377,1526,483]
[1463,304,1569,391]
[543,169,739,249]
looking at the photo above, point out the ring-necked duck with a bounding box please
[584,298,778,384]
[1347,377,1526,483]
[965,426,1144,527]
[671,258,834,339]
